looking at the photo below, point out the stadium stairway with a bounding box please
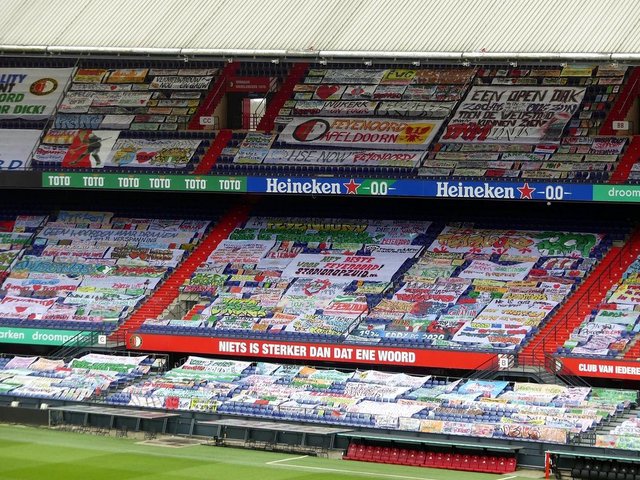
[600,67,640,135]
[520,229,640,366]
[188,61,241,130]
[256,62,308,132]
[193,129,232,174]
[609,135,640,184]
[109,204,251,345]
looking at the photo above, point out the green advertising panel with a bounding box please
[593,185,640,202]
[0,327,96,346]
[42,172,247,193]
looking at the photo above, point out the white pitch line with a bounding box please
[497,476,518,480]
[265,455,309,465]
[267,462,438,480]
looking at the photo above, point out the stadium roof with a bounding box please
[2,0,640,62]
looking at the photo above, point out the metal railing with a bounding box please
[520,240,632,366]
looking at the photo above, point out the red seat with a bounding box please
[351,444,366,460]
[488,456,499,473]
[388,448,400,464]
[505,457,517,472]
[362,445,376,461]
[469,455,480,471]
[397,449,410,465]
[459,454,471,470]
[345,443,358,459]
[424,452,436,467]
[379,447,391,463]
[449,453,462,469]
[414,452,426,466]
[433,452,446,468]
[478,457,490,472]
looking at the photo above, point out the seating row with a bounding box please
[344,444,516,473]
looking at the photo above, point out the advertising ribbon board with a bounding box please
[128,333,497,369]
[0,327,96,346]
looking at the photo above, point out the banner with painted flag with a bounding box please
[278,117,443,150]
[0,68,74,119]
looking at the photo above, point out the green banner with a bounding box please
[0,327,96,346]
[593,185,640,202]
[42,172,247,193]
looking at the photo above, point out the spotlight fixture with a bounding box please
[363,60,372,67]
[319,59,328,66]
[412,61,420,67]
[271,59,280,64]
[462,61,471,67]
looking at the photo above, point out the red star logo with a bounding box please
[517,183,535,199]
[343,179,361,194]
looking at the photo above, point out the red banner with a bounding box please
[558,357,640,380]
[227,77,273,93]
[126,333,496,369]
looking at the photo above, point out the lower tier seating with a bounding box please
[344,443,516,474]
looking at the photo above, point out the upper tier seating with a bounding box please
[139,215,615,353]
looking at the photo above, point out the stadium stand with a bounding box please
[210,63,634,183]
[0,211,210,336]
[558,253,640,358]
[26,62,222,172]
[135,214,623,355]
[1,57,639,189]
[98,357,637,446]
[0,0,639,469]
[0,353,154,401]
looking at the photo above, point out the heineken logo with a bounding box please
[266,178,342,195]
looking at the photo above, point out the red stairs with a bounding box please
[609,135,640,184]
[193,128,233,174]
[600,67,640,135]
[110,205,251,345]
[621,235,640,359]
[520,230,640,365]
[256,62,308,132]
[188,62,241,130]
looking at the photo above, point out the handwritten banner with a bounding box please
[105,139,201,169]
[442,86,586,144]
[281,253,412,282]
[263,149,424,168]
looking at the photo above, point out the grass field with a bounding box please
[0,424,543,480]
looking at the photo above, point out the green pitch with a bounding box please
[0,424,540,480]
